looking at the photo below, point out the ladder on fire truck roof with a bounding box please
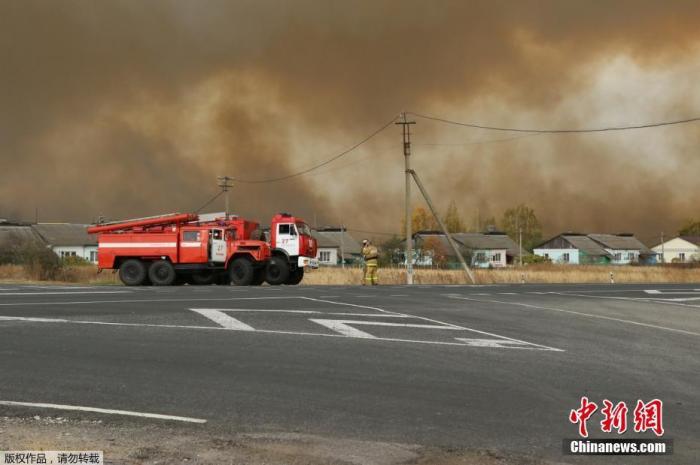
[87,213,198,234]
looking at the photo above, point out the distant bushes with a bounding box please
[0,236,61,280]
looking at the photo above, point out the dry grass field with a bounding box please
[1,263,699,286]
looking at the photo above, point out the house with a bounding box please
[413,231,523,268]
[652,236,700,263]
[534,233,655,265]
[311,227,362,266]
[31,223,98,263]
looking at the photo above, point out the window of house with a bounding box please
[543,253,549,259]
[614,253,622,261]
[90,251,97,262]
[627,252,635,260]
[562,253,570,262]
[679,252,686,261]
[491,253,501,262]
[475,252,486,262]
[319,251,331,262]
[183,231,200,242]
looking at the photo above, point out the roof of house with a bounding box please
[562,235,612,257]
[31,223,97,247]
[536,232,651,256]
[414,231,524,257]
[311,228,362,256]
[588,233,652,253]
[0,224,43,248]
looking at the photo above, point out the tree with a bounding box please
[421,236,449,267]
[379,235,404,266]
[401,206,438,234]
[500,204,543,252]
[679,219,700,236]
[443,200,465,233]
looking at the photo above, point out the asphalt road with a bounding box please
[1,282,699,463]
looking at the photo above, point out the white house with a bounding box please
[413,231,522,268]
[652,236,700,263]
[311,227,362,266]
[534,233,655,265]
[32,223,98,263]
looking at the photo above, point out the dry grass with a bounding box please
[301,264,700,285]
[0,264,119,285]
[1,263,698,286]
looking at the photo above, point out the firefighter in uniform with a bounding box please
[361,239,379,285]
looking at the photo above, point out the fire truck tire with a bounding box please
[191,270,216,285]
[265,256,290,285]
[229,258,255,286]
[286,267,304,285]
[148,260,176,286]
[118,259,148,286]
[251,267,266,286]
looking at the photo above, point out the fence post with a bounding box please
[609,271,614,284]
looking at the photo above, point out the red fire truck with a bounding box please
[87,212,318,286]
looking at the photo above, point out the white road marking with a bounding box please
[0,400,206,423]
[0,291,131,296]
[390,294,410,297]
[651,297,700,302]
[449,295,700,338]
[309,320,376,338]
[190,309,255,331]
[644,289,700,295]
[454,338,546,349]
[193,309,412,317]
[0,313,562,350]
[498,292,518,295]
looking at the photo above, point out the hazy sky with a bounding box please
[2,0,699,242]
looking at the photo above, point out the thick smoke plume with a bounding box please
[2,0,700,242]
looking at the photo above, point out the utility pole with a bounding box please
[408,169,476,284]
[217,176,234,219]
[660,231,665,264]
[396,113,416,285]
[519,224,523,267]
[340,223,345,269]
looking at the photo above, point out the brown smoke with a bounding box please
[2,0,700,242]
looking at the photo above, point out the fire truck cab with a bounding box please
[265,213,318,285]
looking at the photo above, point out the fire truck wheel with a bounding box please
[265,256,290,285]
[229,258,255,286]
[148,260,176,286]
[118,259,148,286]
[191,270,216,285]
[286,267,304,285]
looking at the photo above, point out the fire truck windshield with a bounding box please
[296,223,311,236]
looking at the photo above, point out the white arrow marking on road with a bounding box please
[309,319,464,339]
[309,320,376,338]
[454,338,538,349]
[190,309,255,331]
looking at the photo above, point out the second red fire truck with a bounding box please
[87,212,318,286]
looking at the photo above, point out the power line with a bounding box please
[194,191,223,213]
[414,133,539,146]
[232,116,398,184]
[409,111,700,134]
